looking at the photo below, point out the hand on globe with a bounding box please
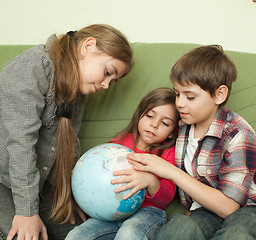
[71,143,146,221]
[112,168,160,200]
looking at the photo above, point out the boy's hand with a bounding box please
[111,168,159,199]
[7,214,48,240]
[127,153,175,179]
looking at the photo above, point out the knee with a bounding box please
[65,227,79,240]
[115,220,143,240]
[156,214,204,240]
[168,214,194,230]
[212,208,256,240]
[65,224,90,240]
[214,225,254,240]
[156,214,188,240]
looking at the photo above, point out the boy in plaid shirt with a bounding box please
[128,45,256,239]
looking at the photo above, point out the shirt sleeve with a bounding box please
[0,49,51,216]
[145,147,176,209]
[218,129,256,206]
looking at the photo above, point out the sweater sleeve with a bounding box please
[0,46,52,216]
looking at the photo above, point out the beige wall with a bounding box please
[0,0,255,53]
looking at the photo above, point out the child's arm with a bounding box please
[112,168,160,199]
[7,215,47,240]
[1,53,51,238]
[112,149,176,209]
[110,136,176,207]
[128,153,240,219]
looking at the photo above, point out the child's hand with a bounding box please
[7,214,48,240]
[111,168,160,199]
[127,153,175,179]
[69,199,87,224]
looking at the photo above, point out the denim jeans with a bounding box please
[65,207,166,240]
[156,207,256,240]
[0,183,84,240]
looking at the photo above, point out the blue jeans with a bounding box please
[156,207,256,240]
[65,207,166,240]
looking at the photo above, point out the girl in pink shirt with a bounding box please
[66,87,179,240]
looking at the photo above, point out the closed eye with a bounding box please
[187,96,195,100]
[162,121,170,127]
[105,69,110,76]
[146,114,153,118]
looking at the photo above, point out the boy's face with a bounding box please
[173,81,219,136]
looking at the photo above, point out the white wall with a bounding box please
[1,0,256,53]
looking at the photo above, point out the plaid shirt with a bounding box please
[175,107,256,210]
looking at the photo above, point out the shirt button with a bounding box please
[207,169,211,174]
[51,147,55,152]
[43,167,48,172]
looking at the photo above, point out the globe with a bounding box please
[72,143,146,221]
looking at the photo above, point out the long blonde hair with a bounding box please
[49,24,133,223]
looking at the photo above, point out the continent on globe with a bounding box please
[72,143,146,221]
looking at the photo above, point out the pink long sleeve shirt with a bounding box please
[111,133,176,210]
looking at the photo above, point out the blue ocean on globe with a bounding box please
[72,143,146,221]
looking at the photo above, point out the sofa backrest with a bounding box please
[1,43,255,155]
[80,43,256,154]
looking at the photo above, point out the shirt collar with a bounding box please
[206,107,228,138]
[178,107,229,140]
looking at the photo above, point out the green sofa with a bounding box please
[1,43,255,216]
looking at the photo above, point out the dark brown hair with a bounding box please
[49,24,133,223]
[170,45,237,106]
[113,88,179,156]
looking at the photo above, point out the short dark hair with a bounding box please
[170,45,237,106]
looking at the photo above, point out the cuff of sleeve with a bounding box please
[14,194,39,216]
[145,185,162,200]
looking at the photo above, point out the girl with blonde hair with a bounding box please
[0,24,133,240]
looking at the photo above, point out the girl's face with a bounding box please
[137,104,177,151]
[78,38,128,95]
